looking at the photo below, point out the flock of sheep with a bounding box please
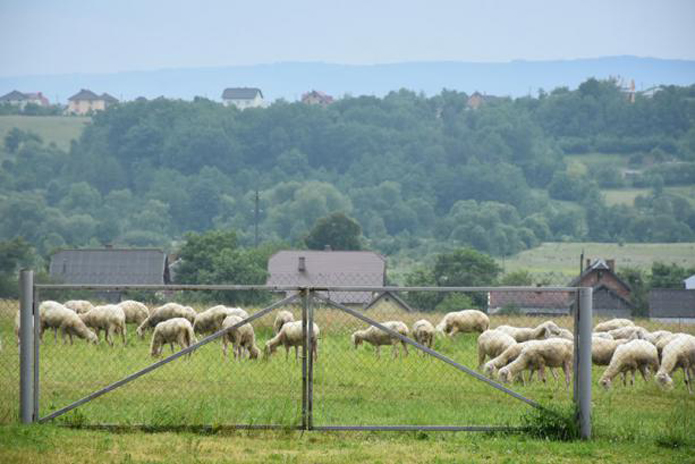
[11,302,695,394]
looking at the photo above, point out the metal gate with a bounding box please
[16,271,592,437]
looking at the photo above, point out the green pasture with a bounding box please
[602,186,695,207]
[501,241,695,281]
[0,115,89,151]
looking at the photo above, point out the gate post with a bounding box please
[306,289,315,430]
[576,287,593,439]
[19,269,34,423]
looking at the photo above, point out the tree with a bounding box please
[304,212,362,251]
[433,248,502,307]
[0,237,37,297]
[175,230,238,284]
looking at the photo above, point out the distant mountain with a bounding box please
[2,56,694,104]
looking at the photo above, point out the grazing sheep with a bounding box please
[412,320,435,352]
[79,305,127,347]
[150,318,197,358]
[655,334,695,394]
[654,333,688,361]
[136,303,197,338]
[273,310,295,334]
[594,318,634,332]
[352,321,410,358]
[551,327,574,341]
[495,320,563,342]
[592,332,614,340]
[221,315,260,361]
[436,310,489,337]
[193,305,249,336]
[643,330,673,346]
[117,300,150,325]
[477,329,517,369]
[64,300,94,314]
[592,337,629,366]
[39,301,98,345]
[265,320,320,361]
[609,326,649,340]
[498,338,573,388]
[599,339,659,389]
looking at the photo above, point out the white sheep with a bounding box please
[39,301,98,345]
[150,318,197,358]
[79,304,127,347]
[221,315,260,361]
[643,330,673,346]
[477,329,517,369]
[599,339,659,389]
[273,310,295,334]
[654,333,687,361]
[592,332,614,340]
[655,334,695,394]
[136,303,197,338]
[193,305,249,336]
[64,300,94,314]
[594,318,634,332]
[265,320,320,361]
[498,338,573,388]
[495,320,563,342]
[352,321,410,358]
[412,320,435,352]
[436,310,489,337]
[592,337,628,366]
[117,300,150,325]
[609,326,649,340]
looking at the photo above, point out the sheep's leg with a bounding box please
[106,327,114,347]
[392,342,398,359]
[638,365,649,383]
[620,372,626,386]
[539,365,547,384]
[685,366,693,394]
[448,326,459,337]
[284,345,290,361]
[376,345,381,358]
[53,327,58,342]
[563,362,571,390]
[121,324,127,346]
[222,337,228,360]
[478,350,486,370]
[402,340,409,357]
[550,368,559,381]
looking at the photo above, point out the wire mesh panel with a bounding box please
[592,315,695,443]
[311,288,577,430]
[33,287,304,427]
[0,299,19,423]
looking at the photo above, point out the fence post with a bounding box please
[301,288,308,430]
[576,286,593,439]
[306,289,315,430]
[19,269,34,424]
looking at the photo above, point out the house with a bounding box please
[67,89,118,115]
[266,250,386,305]
[466,91,502,110]
[221,87,264,110]
[684,274,695,290]
[488,289,573,316]
[301,90,334,106]
[568,259,633,317]
[649,289,695,324]
[49,248,170,300]
[365,290,415,313]
[0,90,49,108]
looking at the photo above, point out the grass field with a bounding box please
[0,115,89,151]
[500,242,695,282]
[602,186,695,207]
[1,296,694,464]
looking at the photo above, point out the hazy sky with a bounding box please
[1,0,694,77]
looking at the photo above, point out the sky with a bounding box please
[1,0,694,77]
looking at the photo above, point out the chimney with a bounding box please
[324,245,332,251]
[606,259,615,272]
[298,256,306,272]
[586,258,591,270]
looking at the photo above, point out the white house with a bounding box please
[685,274,695,290]
[221,88,264,109]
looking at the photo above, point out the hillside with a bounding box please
[0,115,89,151]
[1,56,694,103]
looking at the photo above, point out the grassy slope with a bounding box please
[501,242,695,281]
[602,186,695,207]
[0,115,89,151]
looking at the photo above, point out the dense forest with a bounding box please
[1,78,695,269]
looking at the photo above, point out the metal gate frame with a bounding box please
[18,271,592,438]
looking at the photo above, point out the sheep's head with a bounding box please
[249,345,261,360]
[483,362,496,378]
[264,341,277,357]
[656,372,673,389]
[351,332,362,348]
[136,326,145,339]
[599,376,612,390]
[87,330,99,345]
[497,367,511,384]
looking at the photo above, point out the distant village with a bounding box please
[0,86,527,116]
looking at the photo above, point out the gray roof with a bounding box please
[0,90,28,102]
[364,291,415,312]
[222,88,263,100]
[649,289,695,318]
[49,248,169,285]
[101,92,118,103]
[68,89,101,101]
[568,259,631,291]
[266,250,386,304]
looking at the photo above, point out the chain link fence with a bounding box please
[7,274,692,440]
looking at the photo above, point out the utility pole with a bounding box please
[254,189,259,248]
